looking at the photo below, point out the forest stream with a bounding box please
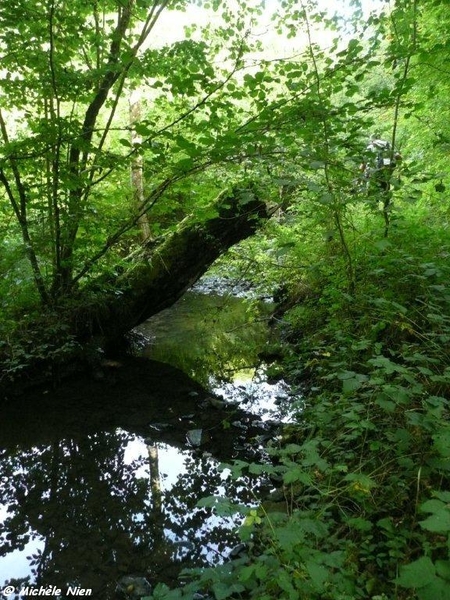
[0,279,297,600]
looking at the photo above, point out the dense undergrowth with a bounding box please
[147,215,450,600]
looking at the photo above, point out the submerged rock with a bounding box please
[228,542,248,559]
[204,396,226,409]
[117,575,152,599]
[186,428,204,447]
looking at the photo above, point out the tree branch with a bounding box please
[0,110,50,303]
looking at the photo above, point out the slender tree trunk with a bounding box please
[147,443,162,518]
[130,91,152,242]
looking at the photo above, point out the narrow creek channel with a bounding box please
[0,279,297,599]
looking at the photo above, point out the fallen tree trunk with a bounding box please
[0,186,271,395]
[76,184,270,344]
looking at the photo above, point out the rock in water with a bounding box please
[117,575,152,599]
[186,428,203,447]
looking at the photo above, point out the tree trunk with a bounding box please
[0,185,270,394]
[74,184,270,345]
[130,91,152,242]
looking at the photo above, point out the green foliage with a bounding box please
[0,0,272,306]
[0,311,80,385]
[2,0,450,594]
[1,0,447,311]
[146,218,450,600]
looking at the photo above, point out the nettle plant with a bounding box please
[257,250,450,599]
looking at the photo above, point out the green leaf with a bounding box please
[275,525,304,551]
[238,564,262,583]
[146,583,182,599]
[196,496,245,516]
[433,431,450,457]
[276,570,297,597]
[297,518,328,538]
[318,192,334,204]
[420,499,447,513]
[419,509,450,533]
[212,582,245,600]
[395,556,436,588]
[346,517,373,531]
[284,444,303,454]
[342,377,362,393]
[417,577,450,600]
[344,472,377,493]
[369,356,408,374]
[248,462,276,476]
[374,238,392,251]
[118,138,132,147]
[435,560,450,581]
[375,396,396,412]
[305,560,328,589]
[434,491,450,503]
[174,157,194,172]
[174,135,199,156]
[134,122,153,136]
[283,467,312,485]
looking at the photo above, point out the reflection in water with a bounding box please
[137,291,294,422]
[0,428,263,598]
[136,291,271,387]
[1,287,291,598]
[212,367,293,423]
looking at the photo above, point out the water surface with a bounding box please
[0,287,292,598]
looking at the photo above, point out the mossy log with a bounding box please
[1,186,270,395]
[76,185,270,344]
